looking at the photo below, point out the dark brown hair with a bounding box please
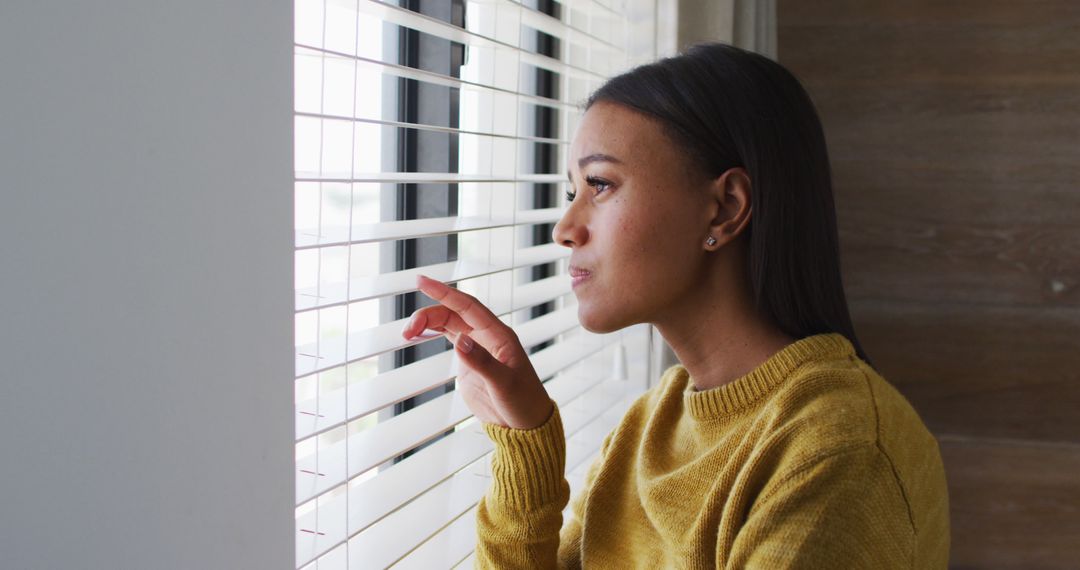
[586,41,874,368]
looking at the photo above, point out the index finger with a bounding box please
[415,274,506,337]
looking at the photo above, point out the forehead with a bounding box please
[569,101,669,163]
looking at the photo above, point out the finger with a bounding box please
[414,275,508,338]
[454,332,497,375]
[399,309,499,372]
[414,275,522,365]
[400,305,472,340]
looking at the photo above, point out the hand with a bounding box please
[400,274,555,430]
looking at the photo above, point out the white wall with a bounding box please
[0,2,294,568]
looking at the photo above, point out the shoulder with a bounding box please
[749,350,936,488]
[755,354,944,503]
[762,355,881,454]
[773,356,940,469]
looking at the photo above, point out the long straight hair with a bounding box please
[586,41,874,369]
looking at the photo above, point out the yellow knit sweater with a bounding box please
[474,333,950,569]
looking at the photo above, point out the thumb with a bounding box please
[455,333,503,381]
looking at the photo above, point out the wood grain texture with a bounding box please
[778,2,1080,567]
[837,205,1079,307]
[940,437,1080,569]
[780,0,1080,27]
[850,299,1080,443]
[778,1,1080,309]
[777,0,1080,432]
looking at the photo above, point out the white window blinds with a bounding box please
[293,0,660,567]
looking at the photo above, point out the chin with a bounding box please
[576,303,633,335]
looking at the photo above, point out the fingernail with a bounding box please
[401,315,416,338]
[417,274,446,289]
[459,335,474,353]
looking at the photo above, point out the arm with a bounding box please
[473,399,570,569]
[723,444,917,570]
[474,400,618,570]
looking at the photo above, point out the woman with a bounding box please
[401,42,950,569]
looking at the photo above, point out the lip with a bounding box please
[569,265,592,288]
[569,265,592,277]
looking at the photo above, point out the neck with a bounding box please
[652,262,796,393]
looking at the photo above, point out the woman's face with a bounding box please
[552,100,719,333]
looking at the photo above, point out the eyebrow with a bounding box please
[566,153,623,182]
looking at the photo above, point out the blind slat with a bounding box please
[293,111,571,146]
[295,0,656,565]
[295,44,584,112]
[295,268,574,378]
[389,504,478,570]
[295,208,564,250]
[404,390,634,570]
[296,327,623,507]
[357,0,609,81]
[294,172,568,184]
[518,1,621,53]
[295,243,567,314]
[296,275,573,441]
[346,380,634,568]
[296,348,637,566]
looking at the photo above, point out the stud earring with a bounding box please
[706,236,717,246]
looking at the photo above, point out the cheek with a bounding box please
[575,204,689,330]
[613,203,681,262]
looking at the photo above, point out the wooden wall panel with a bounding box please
[778,1,1080,567]
[778,2,1080,435]
[850,299,1080,443]
[940,438,1080,569]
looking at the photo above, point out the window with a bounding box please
[293,0,660,567]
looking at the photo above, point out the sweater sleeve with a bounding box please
[473,399,571,569]
[723,444,918,570]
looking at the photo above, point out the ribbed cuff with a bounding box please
[481,399,567,511]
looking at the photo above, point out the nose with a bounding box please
[551,205,587,249]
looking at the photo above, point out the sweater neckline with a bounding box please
[679,333,855,421]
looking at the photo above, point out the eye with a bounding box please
[565,175,612,203]
[586,175,612,194]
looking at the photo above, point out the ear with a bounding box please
[704,166,752,251]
